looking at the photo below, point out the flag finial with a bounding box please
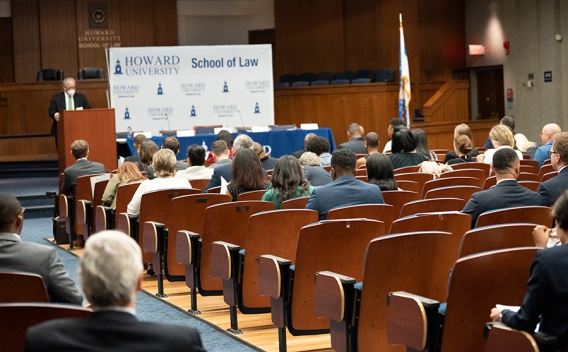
[399,13,402,24]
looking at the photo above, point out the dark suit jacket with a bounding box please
[0,233,83,304]
[462,179,541,227]
[24,310,206,352]
[124,153,140,164]
[293,148,307,158]
[443,147,479,163]
[306,176,384,220]
[502,245,568,350]
[204,160,267,192]
[61,159,108,195]
[303,165,332,187]
[538,167,568,206]
[338,137,367,154]
[48,92,91,136]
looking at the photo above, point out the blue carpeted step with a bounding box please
[0,161,59,178]
[18,195,55,219]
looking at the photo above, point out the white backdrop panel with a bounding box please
[108,45,274,135]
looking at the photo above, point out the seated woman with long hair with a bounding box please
[262,156,314,209]
[477,124,523,165]
[138,140,159,172]
[412,128,437,160]
[366,153,398,191]
[101,161,147,209]
[446,135,476,165]
[225,148,270,201]
[388,126,429,169]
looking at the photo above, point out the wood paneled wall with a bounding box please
[8,0,177,83]
[0,18,15,83]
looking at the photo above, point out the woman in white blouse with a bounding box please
[477,124,523,165]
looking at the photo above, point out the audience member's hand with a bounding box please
[490,307,503,322]
[533,225,553,247]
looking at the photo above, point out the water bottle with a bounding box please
[127,126,133,138]
[201,140,208,154]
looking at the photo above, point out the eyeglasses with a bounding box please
[548,151,558,156]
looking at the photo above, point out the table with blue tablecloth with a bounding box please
[125,128,336,160]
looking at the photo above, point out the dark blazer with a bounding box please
[443,147,479,163]
[261,157,278,170]
[292,148,307,158]
[204,160,267,192]
[303,165,332,187]
[538,167,568,206]
[306,176,384,220]
[124,153,140,164]
[48,92,91,136]
[24,310,206,352]
[0,233,83,305]
[462,179,541,227]
[502,245,568,351]
[61,159,108,195]
[446,155,477,165]
[338,137,367,154]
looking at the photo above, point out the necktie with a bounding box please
[67,95,72,110]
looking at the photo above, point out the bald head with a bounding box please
[364,132,380,152]
[541,124,561,144]
[347,123,362,139]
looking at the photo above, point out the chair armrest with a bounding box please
[117,212,138,238]
[211,241,241,281]
[94,205,112,232]
[386,291,440,351]
[176,230,200,265]
[76,200,91,225]
[314,271,356,322]
[59,195,74,218]
[143,221,165,253]
[257,254,292,299]
[484,322,558,349]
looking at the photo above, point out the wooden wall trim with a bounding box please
[423,80,470,123]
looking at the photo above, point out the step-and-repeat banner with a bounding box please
[107,45,274,135]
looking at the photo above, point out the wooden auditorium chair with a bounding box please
[517,172,540,181]
[449,161,491,176]
[399,197,466,218]
[475,206,552,228]
[76,178,108,240]
[519,180,540,191]
[421,176,480,198]
[439,168,486,186]
[485,322,557,352]
[257,219,385,351]
[186,179,210,192]
[386,247,538,352]
[395,180,420,193]
[210,209,318,333]
[381,190,420,220]
[538,164,554,180]
[0,303,91,352]
[314,231,455,352]
[0,271,48,303]
[424,185,481,200]
[142,193,230,298]
[176,201,275,314]
[94,182,140,233]
[236,189,267,201]
[394,172,434,193]
[541,170,558,183]
[483,176,497,190]
[326,203,395,229]
[393,165,420,174]
[280,197,309,209]
[520,159,539,171]
[458,223,539,258]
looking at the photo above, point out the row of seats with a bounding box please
[276,68,394,88]
[37,67,105,82]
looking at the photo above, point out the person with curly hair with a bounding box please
[307,136,332,166]
[262,156,314,209]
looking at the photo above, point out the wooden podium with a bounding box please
[57,108,117,173]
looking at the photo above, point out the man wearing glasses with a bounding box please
[534,123,561,168]
[538,132,568,206]
[0,194,83,304]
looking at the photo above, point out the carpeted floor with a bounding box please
[20,217,262,352]
[0,177,59,197]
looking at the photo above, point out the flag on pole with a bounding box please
[399,14,411,128]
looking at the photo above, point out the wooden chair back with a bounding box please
[424,185,481,200]
[74,174,103,235]
[538,164,554,179]
[439,169,486,185]
[390,212,471,256]
[381,190,420,220]
[396,180,420,193]
[0,272,48,303]
[207,186,222,193]
[199,201,275,293]
[281,197,310,209]
[440,248,538,351]
[188,179,210,192]
[138,188,200,262]
[327,204,395,229]
[394,165,420,174]
[475,206,552,228]
[237,189,267,201]
[0,303,91,352]
[165,194,231,278]
[518,180,539,191]
[541,170,558,182]
[519,165,537,174]
[483,176,497,190]
[517,172,539,181]
[355,175,369,183]
[357,231,456,352]
[400,198,466,218]
[355,168,367,177]
[422,177,480,198]
[58,173,65,195]
[449,162,491,176]
[323,165,332,172]
[520,160,539,170]
[485,324,539,352]
[477,147,488,153]
[290,219,385,332]
[394,172,434,193]
[240,209,319,310]
[113,183,141,228]
[542,159,552,166]
[431,149,451,154]
[88,179,109,234]
[459,223,537,258]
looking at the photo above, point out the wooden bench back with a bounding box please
[424,185,481,200]
[459,223,537,258]
[422,177,480,198]
[400,198,466,218]
[113,183,141,227]
[381,190,420,220]
[475,206,552,228]
[327,203,395,229]
[0,272,48,303]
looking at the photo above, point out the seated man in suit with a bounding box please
[48,77,91,148]
[146,136,188,179]
[490,190,568,351]
[124,133,147,165]
[0,194,83,305]
[338,123,367,154]
[306,148,384,220]
[462,148,541,228]
[538,132,568,206]
[356,132,380,169]
[61,140,107,195]
[292,133,317,159]
[207,140,231,169]
[24,231,205,352]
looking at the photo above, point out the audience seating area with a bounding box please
[276,68,394,87]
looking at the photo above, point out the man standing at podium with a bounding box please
[48,77,91,147]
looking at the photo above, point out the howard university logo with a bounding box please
[157,83,164,95]
[254,102,260,114]
[223,81,229,93]
[190,105,197,117]
[124,107,131,120]
[114,59,122,75]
